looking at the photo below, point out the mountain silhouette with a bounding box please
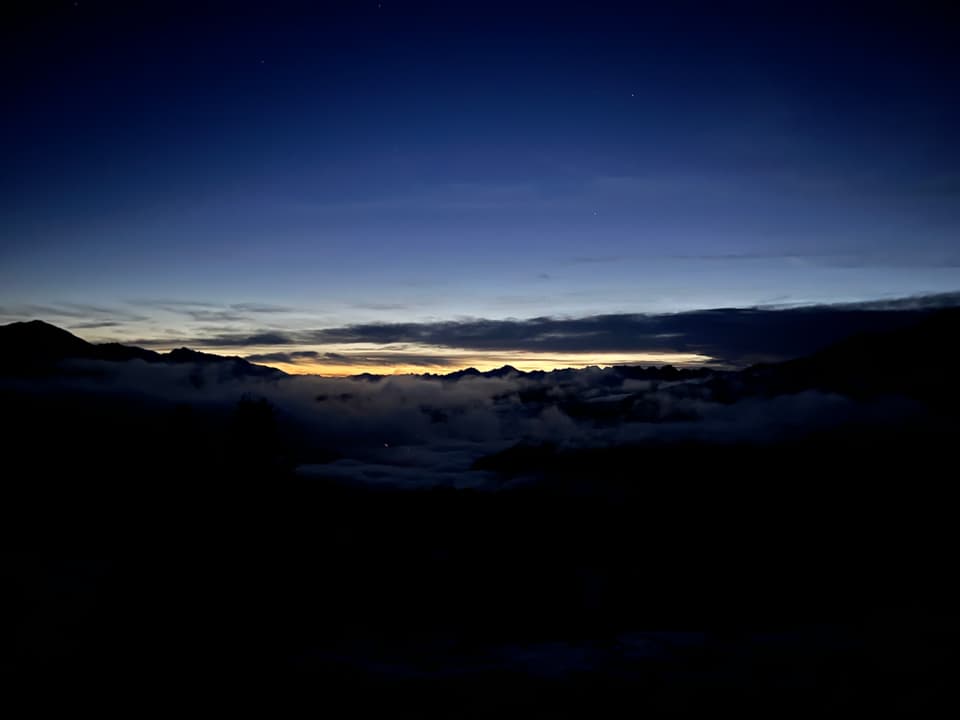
[0,319,100,365]
[730,307,960,406]
[0,319,285,377]
[5,313,958,703]
[427,363,710,382]
[434,365,520,381]
[3,310,959,390]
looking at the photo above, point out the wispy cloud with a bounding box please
[566,256,624,265]
[245,350,457,368]
[0,303,148,323]
[129,299,222,309]
[244,350,321,363]
[670,250,960,268]
[129,293,960,367]
[135,331,296,348]
[229,303,297,314]
[350,302,414,312]
[130,299,298,320]
[68,321,123,329]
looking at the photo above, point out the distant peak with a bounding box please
[0,318,88,340]
[483,365,522,377]
[165,347,223,362]
[7,318,76,333]
[0,321,284,376]
[0,319,95,371]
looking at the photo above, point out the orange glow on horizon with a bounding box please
[255,351,714,377]
[121,337,713,377]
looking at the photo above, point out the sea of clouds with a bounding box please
[1,356,924,488]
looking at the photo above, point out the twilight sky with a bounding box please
[2,1,958,374]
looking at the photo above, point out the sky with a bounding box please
[1,1,958,374]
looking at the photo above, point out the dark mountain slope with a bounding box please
[0,320,285,377]
[0,319,100,370]
[731,307,960,406]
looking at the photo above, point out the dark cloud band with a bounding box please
[155,293,960,366]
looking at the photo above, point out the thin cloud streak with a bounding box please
[66,293,960,373]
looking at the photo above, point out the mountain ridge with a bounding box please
[3,309,958,390]
[0,319,285,377]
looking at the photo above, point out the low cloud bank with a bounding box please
[127,292,960,367]
[1,352,930,487]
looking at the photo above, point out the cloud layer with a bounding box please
[129,292,960,368]
[6,293,960,373]
[2,348,925,488]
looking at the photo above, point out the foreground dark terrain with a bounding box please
[3,313,959,712]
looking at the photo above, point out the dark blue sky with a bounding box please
[2,1,958,371]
